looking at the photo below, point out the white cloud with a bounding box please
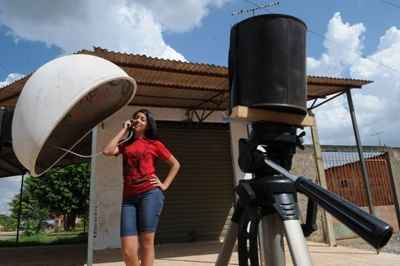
[0,73,24,88]
[307,13,400,146]
[307,12,365,77]
[0,0,228,60]
[135,0,228,32]
[0,176,21,215]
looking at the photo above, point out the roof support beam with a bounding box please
[185,91,228,122]
[308,90,346,111]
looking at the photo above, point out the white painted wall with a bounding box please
[92,105,230,249]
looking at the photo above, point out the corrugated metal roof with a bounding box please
[0,47,372,110]
[0,48,375,177]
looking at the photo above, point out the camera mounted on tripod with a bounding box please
[216,13,393,266]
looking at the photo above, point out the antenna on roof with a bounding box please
[232,1,279,16]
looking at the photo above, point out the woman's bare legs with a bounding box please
[139,232,156,266]
[121,236,140,266]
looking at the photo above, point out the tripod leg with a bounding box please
[260,214,286,266]
[238,206,260,266]
[283,219,313,266]
[216,221,238,266]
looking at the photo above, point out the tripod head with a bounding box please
[238,122,303,177]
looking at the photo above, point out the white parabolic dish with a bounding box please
[12,54,137,176]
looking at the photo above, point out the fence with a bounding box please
[323,151,394,207]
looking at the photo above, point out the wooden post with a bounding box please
[309,112,337,246]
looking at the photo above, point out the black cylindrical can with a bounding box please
[229,14,307,114]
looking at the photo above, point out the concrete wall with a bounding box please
[92,106,227,250]
[293,145,400,241]
[291,146,325,241]
[388,148,400,201]
[383,148,400,235]
[92,106,400,249]
[92,107,319,249]
[292,146,319,213]
[331,205,399,239]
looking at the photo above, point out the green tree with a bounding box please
[10,163,90,232]
[34,163,90,231]
[9,183,48,236]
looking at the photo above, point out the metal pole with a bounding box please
[87,128,98,266]
[346,89,375,215]
[16,173,25,244]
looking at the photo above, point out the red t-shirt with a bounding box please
[118,138,172,198]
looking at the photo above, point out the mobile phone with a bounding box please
[128,119,135,130]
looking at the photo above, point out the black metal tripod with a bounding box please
[236,122,313,265]
[216,122,393,266]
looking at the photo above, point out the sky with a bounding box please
[0,0,400,214]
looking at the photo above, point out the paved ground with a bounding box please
[94,241,400,266]
[337,233,400,255]
[0,231,16,241]
[1,241,400,266]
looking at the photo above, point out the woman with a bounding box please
[103,109,180,266]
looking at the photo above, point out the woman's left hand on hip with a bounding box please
[150,176,167,191]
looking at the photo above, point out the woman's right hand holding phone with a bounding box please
[123,119,133,129]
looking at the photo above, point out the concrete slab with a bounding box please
[1,241,399,265]
[92,241,400,266]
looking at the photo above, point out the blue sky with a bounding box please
[162,0,400,66]
[0,0,400,80]
[1,1,400,213]
[1,1,399,78]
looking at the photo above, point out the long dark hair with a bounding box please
[132,109,158,140]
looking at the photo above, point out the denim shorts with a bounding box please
[120,188,165,237]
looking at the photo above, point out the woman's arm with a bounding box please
[102,120,131,156]
[151,155,180,191]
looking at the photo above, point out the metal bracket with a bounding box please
[185,91,228,122]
